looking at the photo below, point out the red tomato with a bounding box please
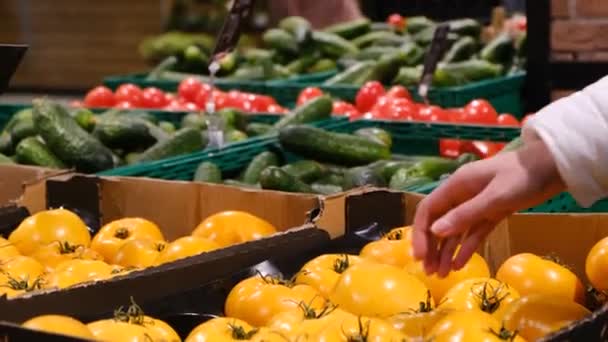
[163,100,183,111]
[440,139,463,158]
[521,113,535,126]
[447,108,467,122]
[416,105,448,122]
[517,17,527,31]
[356,81,385,113]
[464,99,498,124]
[193,86,214,109]
[114,84,143,107]
[387,14,406,32]
[461,141,501,159]
[178,77,203,102]
[297,87,323,106]
[333,101,355,115]
[250,95,276,112]
[388,98,417,120]
[497,113,520,126]
[370,96,395,118]
[386,85,411,100]
[70,100,84,108]
[267,104,288,114]
[182,102,199,111]
[84,86,115,108]
[141,87,168,108]
[165,93,176,102]
[115,101,134,109]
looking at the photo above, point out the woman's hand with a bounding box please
[412,138,566,277]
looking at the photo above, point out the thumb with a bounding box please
[430,187,505,238]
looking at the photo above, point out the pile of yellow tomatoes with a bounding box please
[7,219,608,341]
[0,208,278,297]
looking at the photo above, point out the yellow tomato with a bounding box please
[0,256,45,297]
[268,304,354,337]
[9,209,91,256]
[314,315,408,342]
[156,236,220,265]
[496,253,585,304]
[329,262,431,318]
[0,237,20,261]
[387,308,453,340]
[192,211,277,248]
[22,315,94,339]
[186,317,287,342]
[586,236,608,291]
[91,218,164,263]
[405,251,490,302]
[142,316,181,342]
[114,238,166,268]
[225,274,325,327]
[294,254,367,299]
[359,226,415,267]
[87,319,154,342]
[44,259,114,289]
[429,310,526,342]
[31,241,103,272]
[440,278,520,320]
[502,294,591,341]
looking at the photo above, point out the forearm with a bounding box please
[523,76,608,207]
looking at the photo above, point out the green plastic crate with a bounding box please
[102,118,520,182]
[265,72,527,117]
[268,70,337,85]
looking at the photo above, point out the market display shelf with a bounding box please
[265,72,526,116]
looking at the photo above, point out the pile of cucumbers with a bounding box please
[0,96,334,172]
[193,124,478,195]
[325,16,526,87]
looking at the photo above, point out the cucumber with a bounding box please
[16,137,66,169]
[125,152,142,165]
[0,153,14,164]
[324,18,372,40]
[342,166,386,190]
[281,160,328,183]
[4,108,32,133]
[371,51,410,84]
[414,26,459,46]
[259,166,313,193]
[93,116,159,150]
[272,95,333,130]
[263,28,299,55]
[279,16,312,44]
[307,58,337,73]
[33,99,114,172]
[447,18,482,38]
[354,128,393,148]
[71,108,96,132]
[225,129,248,143]
[406,16,435,34]
[401,42,425,66]
[217,51,238,76]
[9,113,36,142]
[246,123,273,136]
[286,53,320,74]
[182,113,207,130]
[312,31,359,58]
[316,172,345,187]
[136,128,205,163]
[442,36,478,63]
[0,132,13,155]
[480,33,516,66]
[351,31,404,49]
[310,183,343,195]
[279,125,391,166]
[218,108,248,131]
[193,161,222,184]
[352,46,398,61]
[158,121,176,134]
[223,179,261,189]
[373,160,417,182]
[242,48,275,64]
[389,168,433,191]
[241,151,280,184]
[323,61,376,86]
[456,153,479,166]
[407,157,461,180]
[392,66,423,86]
[433,60,503,87]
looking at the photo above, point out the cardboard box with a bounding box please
[0,174,343,322]
[0,164,67,207]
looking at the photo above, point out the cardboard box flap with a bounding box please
[0,224,331,322]
[0,165,72,208]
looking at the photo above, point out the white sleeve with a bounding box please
[522,76,608,207]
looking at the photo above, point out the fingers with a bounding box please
[423,234,440,274]
[452,220,497,270]
[436,235,461,278]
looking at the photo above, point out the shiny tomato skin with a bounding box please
[9,209,91,256]
[388,309,452,340]
[44,259,114,289]
[84,86,115,108]
[192,211,277,248]
[359,226,414,267]
[178,77,203,102]
[586,236,608,291]
[416,105,448,122]
[387,14,406,32]
[267,104,288,114]
[0,237,21,262]
[430,310,526,342]
[114,84,143,107]
[315,315,408,342]
[225,274,325,327]
[91,218,164,264]
[113,238,166,269]
[295,254,367,299]
[460,141,502,159]
[186,317,286,341]
[439,139,463,158]
[156,236,220,265]
[268,306,354,338]
[464,99,498,124]
[297,87,323,106]
[141,87,168,108]
[356,81,385,113]
[31,242,103,272]
[23,315,94,340]
[496,253,586,304]
[0,255,45,295]
[386,85,412,100]
[497,113,520,126]
[329,262,431,318]
[87,320,153,342]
